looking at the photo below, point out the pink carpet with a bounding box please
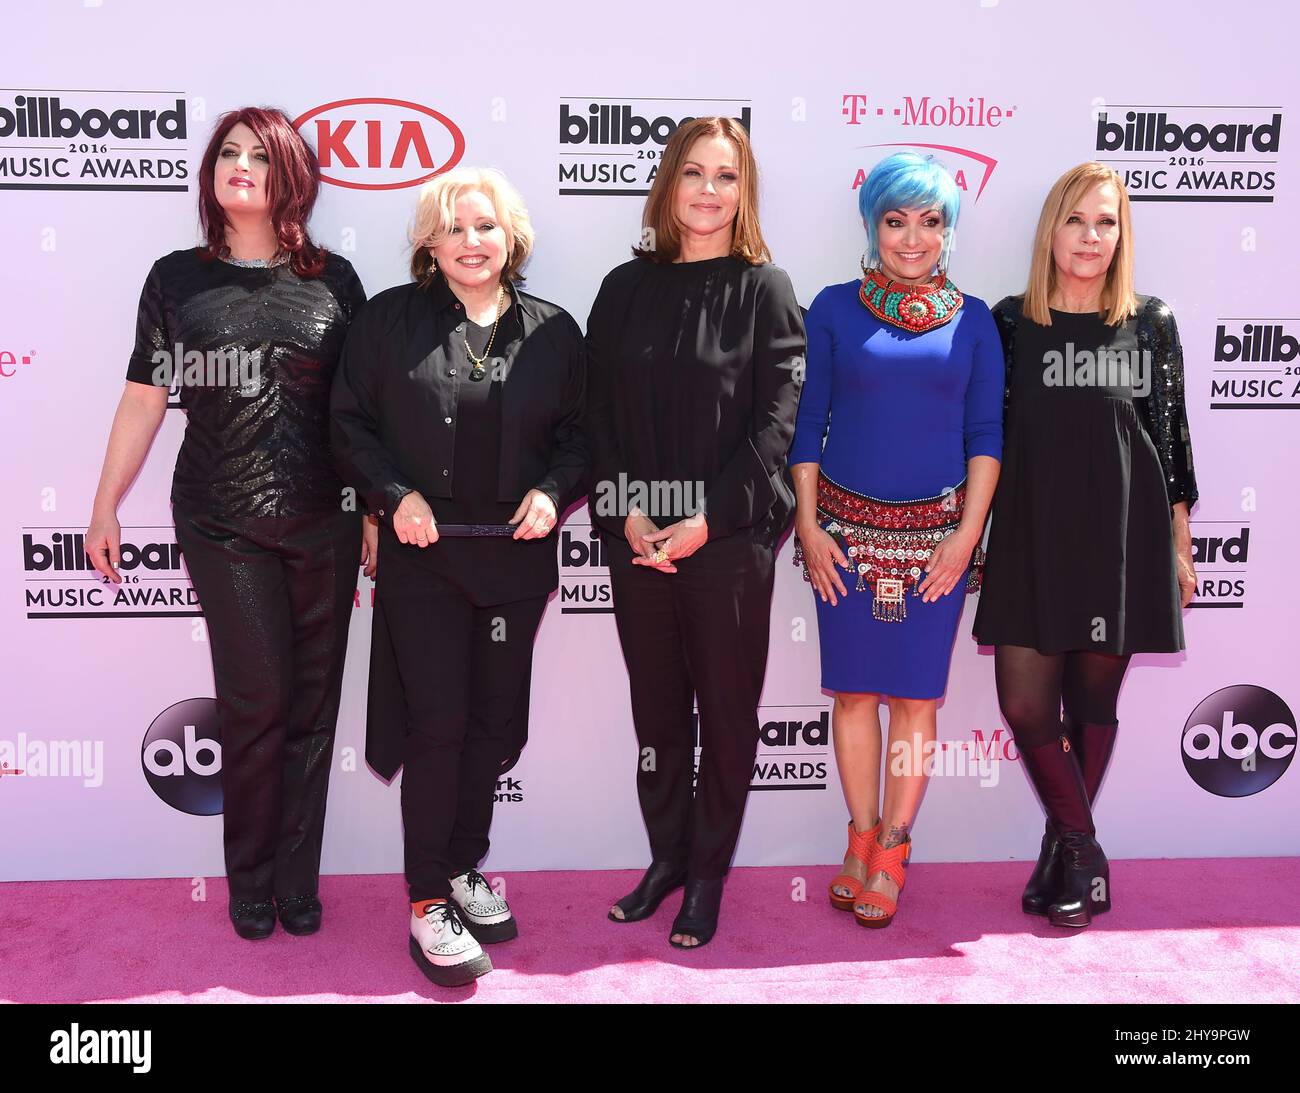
[3,859,1297,1003]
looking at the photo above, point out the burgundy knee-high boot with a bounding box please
[1017,731,1112,928]
[1021,718,1118,916]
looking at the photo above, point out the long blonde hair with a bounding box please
[1023,162,1137,326]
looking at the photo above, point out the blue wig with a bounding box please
[858,151,961,272]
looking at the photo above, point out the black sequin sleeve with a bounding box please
[1134,296,1199,510]
[990,295,1021,421]
[125,260,171,386]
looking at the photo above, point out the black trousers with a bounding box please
[604,531,775,879]
[377,533,547,901]
[173,506,361,902]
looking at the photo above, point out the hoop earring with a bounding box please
[860,253,874,277]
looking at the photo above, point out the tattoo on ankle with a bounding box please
[881,824,909,849]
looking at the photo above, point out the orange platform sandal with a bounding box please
[828,819,881,911]
[852,836,911,929]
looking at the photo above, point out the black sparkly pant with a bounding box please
[376,551,548,903]
[174,506,361,902]
[604,531,775,880]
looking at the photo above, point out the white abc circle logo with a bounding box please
[143,722,221,776]
[1182,715,1295,761]
[1181,685,1296,798]
[140,698,223,815]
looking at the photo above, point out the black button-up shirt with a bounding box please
[330,273,588,529]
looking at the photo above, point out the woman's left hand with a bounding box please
[1176,551,1197,608]
[917,529,978,603]
[510,489,559,540]
[360,515,379,578]
[637,512,709,567]
[1171,502,1196,608]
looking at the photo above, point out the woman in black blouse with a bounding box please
[331,166,586,988]
[587,117,805,949]
[85,108,370,941]
[974,162,1199,928]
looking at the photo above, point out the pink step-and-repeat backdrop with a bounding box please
[1,0,1296,881]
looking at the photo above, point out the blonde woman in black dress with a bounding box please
[974,162,1198,928]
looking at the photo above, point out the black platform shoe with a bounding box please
[1051,831,1111,928]
[1021,821,1063,916]
[1017,734,1110,929]
[275,894,323,936]
[609,861,687,923]
[669,877,725,949]
[229,897,277,940]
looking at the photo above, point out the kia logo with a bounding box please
[293,97,465,191]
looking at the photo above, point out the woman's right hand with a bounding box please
[798,521,849,605]
[85,509,123,583]
[393,491,438,547]
[625,511,676,573]
[360,514,379,578]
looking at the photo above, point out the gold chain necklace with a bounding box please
[465,285,505,380]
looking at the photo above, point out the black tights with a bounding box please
[994,645,1131,749]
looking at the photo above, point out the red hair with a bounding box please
[197,107,326,277]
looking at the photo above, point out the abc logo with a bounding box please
[1181,685,1296,798]
[141,698,223,815]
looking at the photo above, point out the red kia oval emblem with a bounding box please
[293,97,466,191]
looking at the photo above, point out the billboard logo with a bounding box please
[0,90,190,193]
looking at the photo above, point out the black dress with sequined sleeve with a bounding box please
[973,295,1198,654]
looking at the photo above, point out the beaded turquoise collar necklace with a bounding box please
[859,268,964,333]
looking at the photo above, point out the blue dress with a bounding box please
[790,280,1004,698]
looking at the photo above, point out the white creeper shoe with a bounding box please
[448,869,518,943]
[409,899,492,987]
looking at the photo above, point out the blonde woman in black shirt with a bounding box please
[331,166,587,988]
[86,108,369,942]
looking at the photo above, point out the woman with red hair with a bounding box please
[85,107,371,941]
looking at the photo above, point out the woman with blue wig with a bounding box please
[790,151,1003,928]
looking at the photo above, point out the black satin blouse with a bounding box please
[126,247,367,517]
[585,256,806,544]
[991,294,1198,508]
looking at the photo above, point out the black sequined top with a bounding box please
[991,294,1198,508]
[126,248,367,517]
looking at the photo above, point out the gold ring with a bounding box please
[652,549,669,564]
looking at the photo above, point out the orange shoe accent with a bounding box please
[853,836,911,929]
[828,819,881,911]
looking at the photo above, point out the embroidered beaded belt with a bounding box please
[794,472,984,622]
